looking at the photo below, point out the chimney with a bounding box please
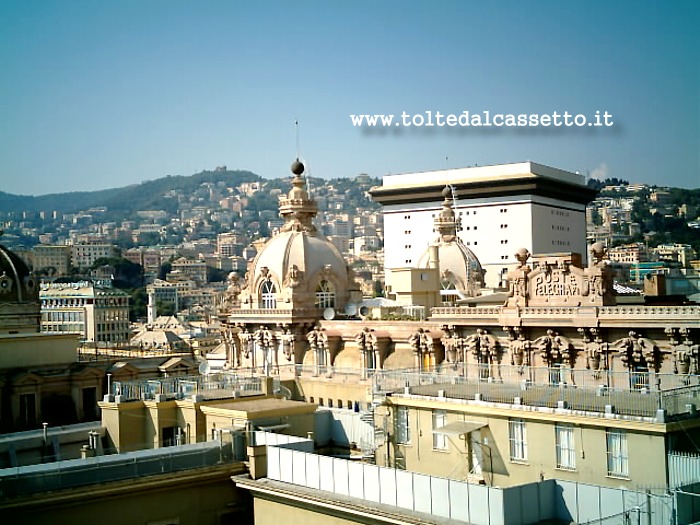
[428,246,439,269]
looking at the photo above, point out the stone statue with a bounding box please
[254,325,277,374]
[355,326,378,369]
[505,248,531,307]
[613,331,658,372]
[441,326,459,365]
[506,330,530,373]
[281,326,295,362]
[579,328,608,378]
[534,329,574,367]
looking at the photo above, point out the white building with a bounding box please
[370,162,597,288]
[40,281,130,345]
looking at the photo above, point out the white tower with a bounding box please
[147,288,157,325]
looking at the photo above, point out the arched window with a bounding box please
[440,278,459,306]
[260,280,277,309]
[315,280,335,309]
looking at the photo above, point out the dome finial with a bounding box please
[291,158,305,175]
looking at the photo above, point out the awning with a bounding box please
[432,420,487,436]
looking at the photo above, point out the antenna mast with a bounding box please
[294,119,300,160]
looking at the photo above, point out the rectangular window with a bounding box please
[509,418,527,461]
[432,410,448,450]
[395,406,410,444]
[555,424,576,470]
[606,429,629,477]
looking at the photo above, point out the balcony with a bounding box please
[372,365,700,422]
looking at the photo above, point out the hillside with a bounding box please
[0,170,262,214]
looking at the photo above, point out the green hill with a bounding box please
[0,170,262,214]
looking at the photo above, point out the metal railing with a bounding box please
[0,441,235,500]
[372,365,700,420]
[112,373,263,402]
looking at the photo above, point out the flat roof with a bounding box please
[381,161,584,188]
[200,397,317,418]
[370,161,598,206]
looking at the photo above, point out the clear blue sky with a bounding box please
[1,0,698,196]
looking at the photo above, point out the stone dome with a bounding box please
[239,161,358,311]
[416,186,484,297]
[0,242,40,334]
[249,231,350,300]
[0,243,38,304]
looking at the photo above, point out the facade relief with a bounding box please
[578,327,609,378]
[666,327,699,377]
[306,324,330,375]
[503,327,531,373]
[533,329,574,368]
[409,328,436,371]
[253,325,278,375]
[612,331,660,374]
[355,327,378,371]
[505,243,615,308]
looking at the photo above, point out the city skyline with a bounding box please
[1,1,699,196]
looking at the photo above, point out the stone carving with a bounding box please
[505,248,531,307]
[307,324,329,372]
[239,327,254,367]
[284,264,303,288]
[223,328,242,368]
[355,327,379,369]
[409,328,434,370]
[613,331,659,373]
[667,328,699,376]
[465,328,500,379]
[254,325,277,374]
[280,325,295,362]
[534,329,574,367]
[441,325,460,365]
[409,328,432,356]
[504,327,530,373]
[578,327,609,378]
[504,245,616,308]
[472,329,499,361]
[222,273,242,309]
[582,242,615,305]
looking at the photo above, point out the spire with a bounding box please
[278,159,318,233]
[433,185,460,242]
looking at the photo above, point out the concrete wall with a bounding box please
[0,333,78,368]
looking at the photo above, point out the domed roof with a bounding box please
[240,160,356,310]
[0,243,38,304]
[251,231,349,291]
[416,186,484,296]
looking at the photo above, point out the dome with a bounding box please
[417,241,484,296]
[238,160,358,311]
[250,231,350,299]
[416,186,484,297]
[0,243,38,304]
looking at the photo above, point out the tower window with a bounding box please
[315,280,336,309]
[260,280,277,309]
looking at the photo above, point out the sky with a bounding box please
[1,0,698,196]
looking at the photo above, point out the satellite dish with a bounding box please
[198,360,211,375]
[323,307,336,320]
[359,305,370,317]
[344,304,358,316]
